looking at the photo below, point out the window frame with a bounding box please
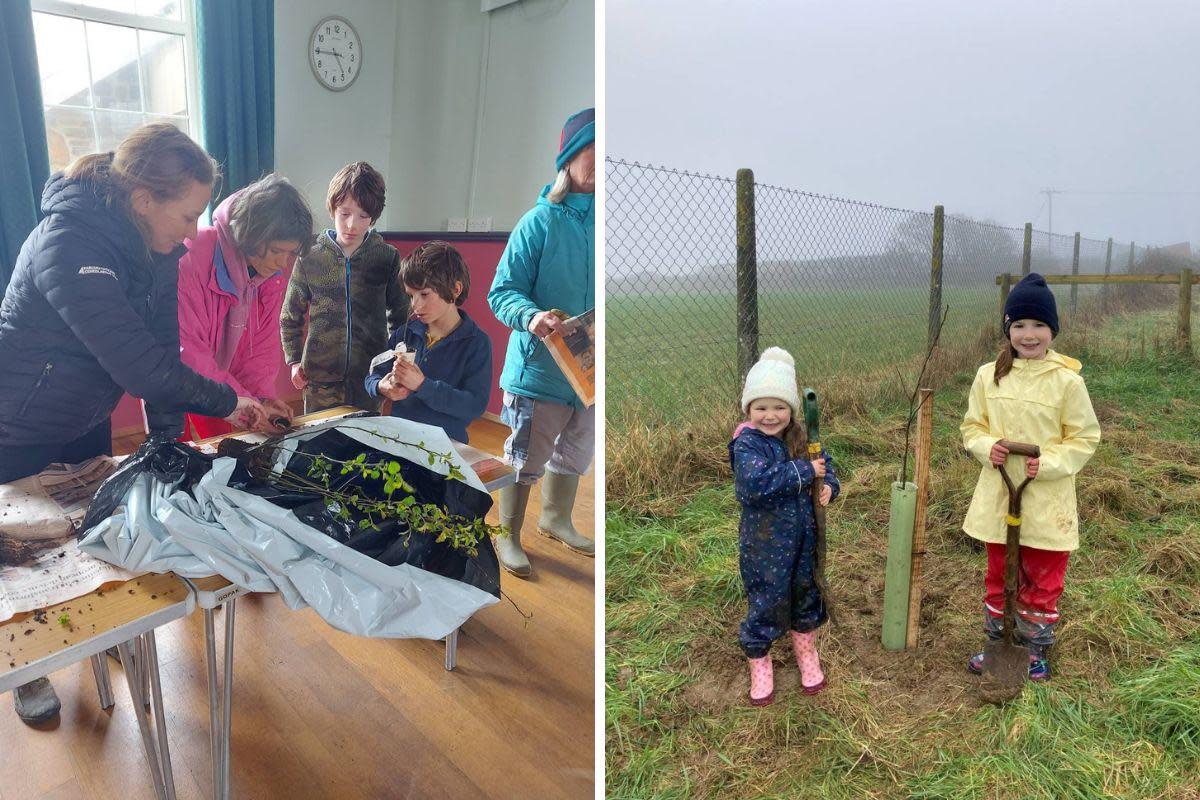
[30,0,202,146]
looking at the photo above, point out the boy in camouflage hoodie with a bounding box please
[281,162,408,412]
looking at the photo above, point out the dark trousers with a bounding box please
[738,520,827,658]
[0,419,112,483]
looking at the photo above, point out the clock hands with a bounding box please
[314,47,349,79]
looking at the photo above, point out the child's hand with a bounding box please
[1025,457,1039,479]
[810,458,826,479]
[290,364,307,390]
[393,359,425,391]
[378,374,411,401]
[989,441,1010,465]
[819,484,832,507]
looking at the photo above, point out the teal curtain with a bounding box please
[196,0,274,204]
[0,1,49,292]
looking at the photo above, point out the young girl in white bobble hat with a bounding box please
[729,347,839,706]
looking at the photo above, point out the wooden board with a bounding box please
[0,572,188,673]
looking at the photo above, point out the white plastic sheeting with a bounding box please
[79,417,499,639]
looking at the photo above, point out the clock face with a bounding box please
[309,16,362,91]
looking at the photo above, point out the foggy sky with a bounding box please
[606,0,1200,249]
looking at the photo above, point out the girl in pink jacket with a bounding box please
[176,174,314,439]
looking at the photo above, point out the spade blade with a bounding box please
[979,636,1027,704]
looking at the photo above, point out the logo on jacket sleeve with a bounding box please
[78,265,118,279]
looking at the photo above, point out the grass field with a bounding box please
[605,306,1200,799]
[607,284,1150,425]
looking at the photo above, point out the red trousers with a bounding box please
[984,543,1069,624]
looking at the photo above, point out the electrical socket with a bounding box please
[446,217,468,232]
[467,217,492,232]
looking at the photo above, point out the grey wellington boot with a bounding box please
[14,677,60,725]
[496,483,533,578]
[536,471,595,556]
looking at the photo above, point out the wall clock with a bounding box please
[309,16,362,91]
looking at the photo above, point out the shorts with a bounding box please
[499,391,594,485]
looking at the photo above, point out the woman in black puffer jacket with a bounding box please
[0,123,266,724]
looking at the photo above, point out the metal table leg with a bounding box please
[444,627,458,671]
[117,637,175,800]
[221,599,236,800]
[90,653,114,709]
[144,631,176,799]
[139,633,151,701]
[204,608,222,800]
[202,600,236,800]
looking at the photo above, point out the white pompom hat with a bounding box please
[741,346,801,415]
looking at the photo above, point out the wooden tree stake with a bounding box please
[905,388,934,650]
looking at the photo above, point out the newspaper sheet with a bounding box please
[0,457,135,622]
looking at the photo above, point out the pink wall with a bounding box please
[111,233,511,434]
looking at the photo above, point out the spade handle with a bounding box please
[996,439,1040,459]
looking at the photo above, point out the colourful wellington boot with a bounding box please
[495,483,533,578]
[748,656,775,706]
[536,471,595,555]
[791,631,826,694]
[1028,652,1051,682]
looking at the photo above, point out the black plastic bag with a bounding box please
[80,436,213,536]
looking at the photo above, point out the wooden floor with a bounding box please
[0,419,596,799]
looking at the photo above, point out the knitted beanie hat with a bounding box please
[741,347,801,415]
[556,108,595,172]
[1004,272,1059,336]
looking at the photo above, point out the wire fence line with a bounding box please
[606,157,1157,423]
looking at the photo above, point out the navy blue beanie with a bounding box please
[1004,272,1059,336]
[556,108,595,172]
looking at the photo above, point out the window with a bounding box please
[31,1,199,173]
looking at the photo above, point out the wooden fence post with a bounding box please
[1180,268,1193,356]
[736,168,758,381]
[928,206,944,351]
[1021,224,1032,275]
[1071,232,1080,313]
[1103,237,1113,310]
[1000,273,1012,330]
[905,388,934,650]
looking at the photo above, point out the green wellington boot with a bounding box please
[495,483,533,578]
[536,471,595,556]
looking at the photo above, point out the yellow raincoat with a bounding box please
[961,350,1101,551]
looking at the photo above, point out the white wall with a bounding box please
[275,0,594,233]
[389,0,486,230]
[389,0,595,231]
[273,0,399,228]
[470,0,594,230]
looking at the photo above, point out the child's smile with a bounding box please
[748,398,792,437]
[1008,318,1052,360]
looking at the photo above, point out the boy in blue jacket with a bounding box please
[365,241,491,443]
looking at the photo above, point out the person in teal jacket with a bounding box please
[487,107,595,578]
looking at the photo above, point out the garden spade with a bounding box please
[979,438,1041,704]
[802,389,836,625]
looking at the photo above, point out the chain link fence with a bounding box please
[607,157,1158,426]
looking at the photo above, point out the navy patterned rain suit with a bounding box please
[730,427,840,658]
